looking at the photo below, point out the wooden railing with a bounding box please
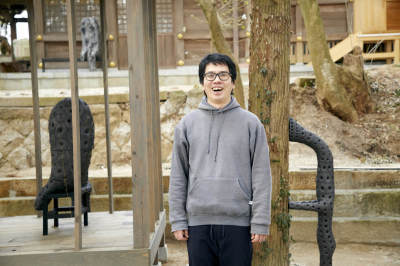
[290,33,400,65]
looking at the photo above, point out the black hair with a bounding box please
[198,53,237,85]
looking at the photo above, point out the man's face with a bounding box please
[202,63,234,108]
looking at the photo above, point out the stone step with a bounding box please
[1,194,398,245]
[0,65,314,92]
[1,169,399,198]
[290,217,400,246]
[0,85,200,107]
[0,67,248,91]
[290,188,400,217]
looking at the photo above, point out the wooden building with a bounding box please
[2,0,400,70]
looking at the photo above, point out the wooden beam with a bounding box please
[295,4,304,64]
[33,0,44,65]
[394,39,400,64]
[363,52,395,59]
[126,0,151,249]
[99,0,114,214]
[10,16,16,61]
[174,0,184,65]
[345,0,354,34]
[148,0,161,222]
[145,0,156,231]
[105,0,118,67]
[66,0,82,251]
[27,0,42,216]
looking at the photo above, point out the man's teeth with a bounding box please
[212,88,222,91]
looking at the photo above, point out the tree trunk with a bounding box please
[196,0,245,108]
[299,0,375,122]
[249,1,290,265]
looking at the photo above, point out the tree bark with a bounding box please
[249,1,290,265]
[196,0,245,108]
[299,0,375,122]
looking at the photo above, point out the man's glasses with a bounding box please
[203,72,231,81]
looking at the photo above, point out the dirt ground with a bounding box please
[164,239,400,266]
[289,64,400,169]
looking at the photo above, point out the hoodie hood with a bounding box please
[198,96,241,112]
[198,96,241,161]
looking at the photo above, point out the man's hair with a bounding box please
[198,53,237,85]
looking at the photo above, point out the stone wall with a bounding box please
[0,85,203,173]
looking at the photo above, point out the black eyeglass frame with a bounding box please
[203,71,232,81]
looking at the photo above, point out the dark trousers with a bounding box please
[187,225,252,266]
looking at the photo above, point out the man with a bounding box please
[169,53,272,266]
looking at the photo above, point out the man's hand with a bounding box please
[251,234,267,243]
[173,229,189,241]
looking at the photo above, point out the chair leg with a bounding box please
[83,193,89,226]
[54,198,59,227]
[84,211,88,226]
[43,205,48,236]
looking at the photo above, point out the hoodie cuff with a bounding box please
[171,220,188,232]
[251,223,270,235]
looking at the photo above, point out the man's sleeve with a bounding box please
[169,122,189,232]
[250,122,272,235]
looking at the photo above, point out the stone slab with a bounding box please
[290,217,400,245]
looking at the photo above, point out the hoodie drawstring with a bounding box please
[208,111,214,154]
[214,112,226,161]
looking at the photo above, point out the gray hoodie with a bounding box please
[169,96,272,234]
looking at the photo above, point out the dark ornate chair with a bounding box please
[34,98,95,235]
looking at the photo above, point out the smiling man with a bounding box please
[169,53,272,266]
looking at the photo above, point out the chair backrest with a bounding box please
[48,97,95,192]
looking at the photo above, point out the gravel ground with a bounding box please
[164,239,400,266]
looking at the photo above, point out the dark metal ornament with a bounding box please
[289,118,336,266]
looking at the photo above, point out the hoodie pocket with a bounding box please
[187,178,251,217]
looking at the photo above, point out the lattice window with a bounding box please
[156,0,173,33]
[44,0,100,34]
[117,0,127,34]
[44,0,68,33]
[117,0,173,35]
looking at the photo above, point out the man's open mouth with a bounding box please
[212,88,223,92]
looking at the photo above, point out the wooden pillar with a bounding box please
[295,3,304,64]
[148,0,162,220]
[233,0,239,60]
[66,0,82,251]
[385,40,393,64]
[174,0,184,66]
[105,0,118,67]
[100,0,114,213]
[346,1,354,34]
[145,0,156,231]
[244,0,251,60]
[33,0,45,66]
[10,15,16,61]
[127,0,156,249]
[394,39,400,64]
[27,0,42,214]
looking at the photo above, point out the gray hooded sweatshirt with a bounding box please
[169,96,272,234]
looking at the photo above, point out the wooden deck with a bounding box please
[0,210,166,265]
